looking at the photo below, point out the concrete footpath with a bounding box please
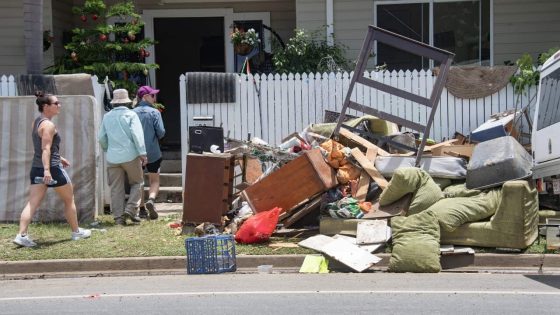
[3,253,560,280]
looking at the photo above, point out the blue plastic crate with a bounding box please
[185,235,236,274]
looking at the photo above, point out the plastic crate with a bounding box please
[185,235,236,274]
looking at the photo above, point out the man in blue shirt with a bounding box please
[99,89,147,225]
[133,86,166,220]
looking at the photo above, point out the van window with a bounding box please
[537,67,560,131]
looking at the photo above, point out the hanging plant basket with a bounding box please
[234,43,254,56]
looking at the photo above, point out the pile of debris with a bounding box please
[182,109,539,273]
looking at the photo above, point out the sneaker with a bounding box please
[13,234,37,247]
[145,199,158,220]
[71,228,92,240]
[138,207,148,219]
[124,211,142,223]
[114,217,126,226]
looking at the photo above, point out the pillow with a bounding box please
[442,182,482,198]
[388,210,441,273]
[429,189,501,232]
[380,167,443,215]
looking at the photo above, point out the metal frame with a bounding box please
[332,25,454,166]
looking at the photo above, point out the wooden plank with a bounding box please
[356,220,389,245]
[363,193,412,219]
[338,127,389,156]
[298,234,336,252]
[282,196,321,228]
[422,139,458,152]
[321,238,381,272]
[354,147,377,201]
[351,148,389,190]
[332,234,385,253]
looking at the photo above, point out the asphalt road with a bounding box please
[1,273,559,314]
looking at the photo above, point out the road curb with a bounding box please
[2,254,560,279]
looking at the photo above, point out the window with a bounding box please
[537,67,560,131]
[375,0,490,71]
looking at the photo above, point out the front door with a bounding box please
[153,17,225,148]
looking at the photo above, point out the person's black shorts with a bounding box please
[145,158,162,173]
[29,165,71,187]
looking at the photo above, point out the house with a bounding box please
[1,0,558,148]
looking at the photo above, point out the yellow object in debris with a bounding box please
[299,254,329,273]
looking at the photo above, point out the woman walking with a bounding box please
[13,92,91,247]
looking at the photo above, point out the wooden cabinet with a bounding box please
[182,153,234,225]
[242,149,337,214]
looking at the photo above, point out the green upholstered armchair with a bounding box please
[440,180,539,249]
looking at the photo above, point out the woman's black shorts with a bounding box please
[145,158,162,173]
[29,165,71,187]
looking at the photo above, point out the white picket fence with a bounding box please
[180,70,537,147]
[0,75,17,96]
[2,71,537,145]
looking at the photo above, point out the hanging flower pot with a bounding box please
[234,43,254,56]
[230,27,260,56]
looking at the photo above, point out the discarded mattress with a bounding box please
[466,136,532,189]
[375,156,467,179]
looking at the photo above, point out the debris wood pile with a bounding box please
[182,109,540,273]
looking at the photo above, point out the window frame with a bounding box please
[373,0,493,68]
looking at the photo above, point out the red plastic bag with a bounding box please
[235,207,281,244]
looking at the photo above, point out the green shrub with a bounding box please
[272,28,351,74]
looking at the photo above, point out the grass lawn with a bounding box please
[1,214,557,261]
[0,214,314,261]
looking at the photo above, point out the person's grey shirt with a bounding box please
[133,101,166,163]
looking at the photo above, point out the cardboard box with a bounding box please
[431,144,475,159]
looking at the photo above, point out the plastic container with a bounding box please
[33,176,57,185]
[185,235,236,274]
[466,136,533,189]
[257,264,273,274]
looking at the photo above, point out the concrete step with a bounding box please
[145,186,182,203]
[145,173,182,187]
[162,150,182,160]
[160,159,182,173]
[153,202,182,217]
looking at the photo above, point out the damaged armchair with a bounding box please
[380,167,539,250]
[439,179,538,249]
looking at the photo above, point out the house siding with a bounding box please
[296,0,326,32]
[297,0,560,69]
[52,0,74,59]
[0,0,54,74]
[297,0,372,67]
[0,2,25,74]
[97,0,296,43]
[494,0,560,65]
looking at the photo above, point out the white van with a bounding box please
[532,49,560,198]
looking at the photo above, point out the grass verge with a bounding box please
[1,214,556,261]
[0,214,314,261]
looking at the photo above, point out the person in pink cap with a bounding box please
[133,85,166,220]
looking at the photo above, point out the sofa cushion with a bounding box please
[380,168,443,215]
[388,210,441,273]
[429,188,502,232]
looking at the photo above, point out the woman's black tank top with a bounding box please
[31,116,61,168]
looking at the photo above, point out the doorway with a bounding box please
[153,17,225,148]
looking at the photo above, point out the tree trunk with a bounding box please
[23,0,44,74]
